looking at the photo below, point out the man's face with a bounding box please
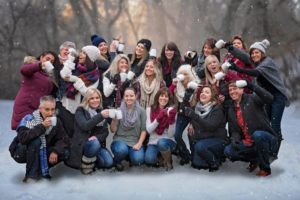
[39,101,56,119]
[229,85,244,102]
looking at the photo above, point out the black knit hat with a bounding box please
[137,38,152,52]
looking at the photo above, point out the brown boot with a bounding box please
[160,150,173,171]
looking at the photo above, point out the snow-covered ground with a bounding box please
[0,100,299,200]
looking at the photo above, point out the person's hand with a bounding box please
[101,109,109,118]
[187,124,194,136]
[110,40,118,52]
[132,142,142,151]
[49,152,58,164]
[172,78,178,85]
[218,94,225,103]
[228,61,238,71]
[156,109,167,123]
[88,136,98,141]
[42,117,52,128]
[184,107,195,118]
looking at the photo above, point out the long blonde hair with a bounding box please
[103,54,131,78]
[204,55,222,85]
[80,88,102,110]
[130,47,149,66]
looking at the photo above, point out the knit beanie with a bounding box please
[91,34,107,47]
[59,41,76,51]
[82,45,100,62]
[137,38,152,52]
[249,39,270,54]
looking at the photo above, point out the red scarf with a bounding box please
[235,104,252,146]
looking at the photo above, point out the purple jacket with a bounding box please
[11,62,54,130]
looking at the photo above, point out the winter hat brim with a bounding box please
[91,34,107,47]
[82,45,100,62]
[137,38,152,52]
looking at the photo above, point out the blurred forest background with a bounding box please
[0,0,299,101]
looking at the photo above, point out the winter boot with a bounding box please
[81,155,96,175]
[160,150,173,171]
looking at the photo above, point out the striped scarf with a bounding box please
[25,110,52,177]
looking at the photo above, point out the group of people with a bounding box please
[9,34,289,183]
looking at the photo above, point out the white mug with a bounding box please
[236,80,247,88]
[120,72,127,82]
[115,110,123,120]
[221,61,231,71]
[126,71,135,80]
[149,48,157,57]
[215,39,226,49]
[187,81,198,90]
[65,60,75,70]
[108,109,116,119]
[177,74,185,82]
[118,43,125,52]
[50,116,57,126]
[214,71,225,81]
[44,61,54,73]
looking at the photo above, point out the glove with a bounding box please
[183,88,195,103]
[156,109,168,123]
[224,42,233,49]
[184,107,196,118]
[112,74,121,85]
[228,61,238,71]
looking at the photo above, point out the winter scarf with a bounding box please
[66,64,99,99]
[150,107,177,135]
[87,107,106,127]
[139,75,161,108]
[194,101,216,118]
[119,101,143,131]
[25,110,53,177]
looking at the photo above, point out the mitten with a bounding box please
[156,109,168,123]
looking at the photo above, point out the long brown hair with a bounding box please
[151,88,174,110]
[196,85,220,105]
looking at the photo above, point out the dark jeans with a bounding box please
[192,138,227,168]
[174,114,191,159]
[145,139,176,165]
[83,139,113,168]
[224,130,278,171]
[12,138,68,178]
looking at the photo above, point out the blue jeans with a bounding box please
[145,139,176,165]
[83,139,113,168]
[111,140,145,166]
[192,138,227,168]
[224,130,278,171]
[174,114,191,159]
[265,93,286,139]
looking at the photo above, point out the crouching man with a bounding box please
[224,80,279,177]
[9,96,70,182]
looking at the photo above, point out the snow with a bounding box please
[0,100,300,200]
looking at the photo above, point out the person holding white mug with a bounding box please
[66,88,113,174]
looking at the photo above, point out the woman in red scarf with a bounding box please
[145,88,177,171]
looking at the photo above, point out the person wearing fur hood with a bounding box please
[169,64,199,165]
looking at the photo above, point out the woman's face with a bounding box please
[124,89,136,107]
[158,93,169,108]
[60,47,69,59]
[207,58,220,75]
[144,61,155,77]
[118,58,129,73]
[233,39,243,49]
[79,51,87,64]
[98,42,108,55]
[135,43,145,57]
[165,47,175,60]
[203,44,213,57]
[40,54,55,64]
[251,49,263,63]
[200,87,212,105]
[88,92,101,109]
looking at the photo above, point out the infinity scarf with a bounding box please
[194,101,216,118]
[119,101,142,131]
[139,75,161,108]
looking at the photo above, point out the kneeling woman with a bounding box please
[66,88,113,174]
[145,88,177,170]
[184,85,227,171]
[110,88,147,171]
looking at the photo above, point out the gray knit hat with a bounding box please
[82,45,100,62]
[249,39,270,54]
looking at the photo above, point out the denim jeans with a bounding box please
[224,130,278,171]
[83,139,113,168]
[192,138,227,168]
[174,114,191,159]
[145,139,176,165]
[111,140,145,166]
[265,93,286,139]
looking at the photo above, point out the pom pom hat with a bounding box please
[249,39,270,54]
[91,34,107,47]
[82,45,100,62]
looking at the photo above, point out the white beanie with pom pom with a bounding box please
[81,45,100,62]
[249,39,270,54]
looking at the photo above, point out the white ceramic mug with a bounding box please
[177,74,185,82]
[118,43,125,52]
[214,71,225,81]
[236,80,247,88]
[120,72,127,82]
[221,61,231,71]
[44,61,54,73]
[215,39,226,49]
[108,109,116,119]
[50,116,57,126]
[115,110,123,119]
[149,48,157,57]
[127,71,135,80]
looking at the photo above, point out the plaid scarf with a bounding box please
[24,110,53,177]
[66,64,99,99]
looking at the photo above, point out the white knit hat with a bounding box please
[249,39,270,54]
[81,45,100,62]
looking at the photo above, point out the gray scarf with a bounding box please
[194,101,216,118]
[119,101,142,130]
